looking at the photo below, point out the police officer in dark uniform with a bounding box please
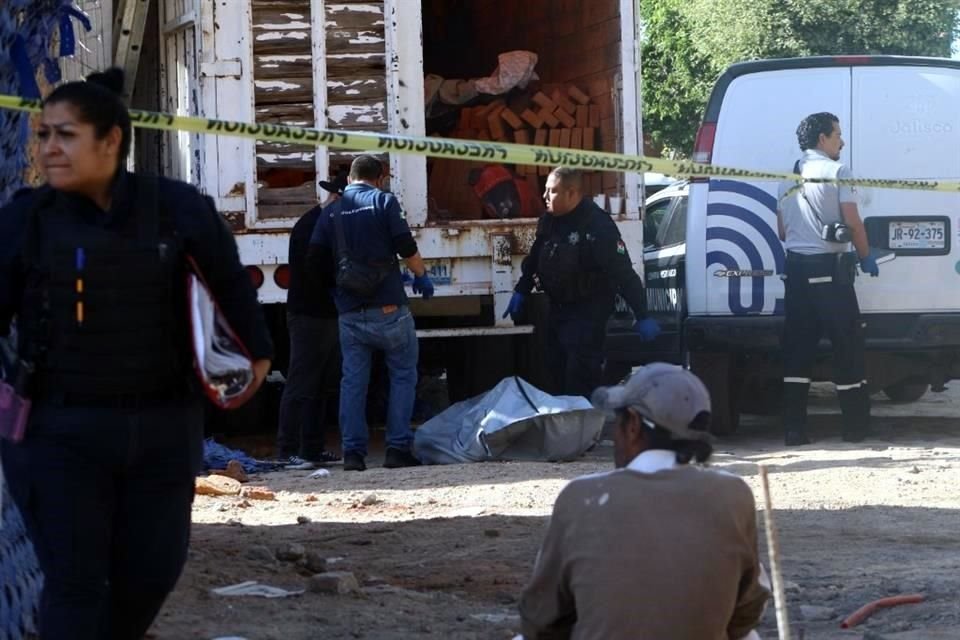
[777,112,879,446]
[0,69,272,638]
[503,167,660,398]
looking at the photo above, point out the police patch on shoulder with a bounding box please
[616,239,626,255]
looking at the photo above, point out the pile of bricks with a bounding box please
[454,84,601,177]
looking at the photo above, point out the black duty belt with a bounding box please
[786,250,847,262]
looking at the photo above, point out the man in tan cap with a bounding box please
[518,363,769,640]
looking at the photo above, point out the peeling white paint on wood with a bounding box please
[256,31,309,42]
[326,4,384,16]
[327,103,385,125]
[255,79,304,91]
[257,152,316,165]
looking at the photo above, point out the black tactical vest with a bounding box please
[536,215,598,304]
[20,178,188,396]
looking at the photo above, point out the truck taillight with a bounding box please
[273,265,291,289]
[692,122,716,164]
[245,266,264,289]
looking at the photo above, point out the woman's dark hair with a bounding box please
[796,112,838,151]
[44,67,131,166]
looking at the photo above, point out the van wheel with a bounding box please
[689,353,741,435]
[883,379,929,404]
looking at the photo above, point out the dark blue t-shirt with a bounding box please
[310,183,410,313]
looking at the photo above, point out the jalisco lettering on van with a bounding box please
[3,93,960,192]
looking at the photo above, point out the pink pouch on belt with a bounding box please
[0,380,31,443]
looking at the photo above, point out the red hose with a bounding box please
[840,594,926,628]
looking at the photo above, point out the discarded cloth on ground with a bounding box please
[413,376,604,464]
[203,438,282,474]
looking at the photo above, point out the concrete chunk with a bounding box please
[308,571,359,595]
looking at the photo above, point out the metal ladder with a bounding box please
[113,0,151,101]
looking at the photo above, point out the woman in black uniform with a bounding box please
[0,68,273,639]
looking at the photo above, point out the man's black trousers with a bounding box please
[782,251,870,437]
[276,313,340,459]
[545,302,609,398]
[1,399,202,639]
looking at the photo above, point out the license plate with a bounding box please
[425,260,452,285]
[888,221,945,249]
[404,260,452,285]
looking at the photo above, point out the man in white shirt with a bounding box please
[518,363,769,639]
[777,112,877,446]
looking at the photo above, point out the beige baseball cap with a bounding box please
[591,363,712,440]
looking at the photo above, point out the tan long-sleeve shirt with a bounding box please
[519,451,769,640]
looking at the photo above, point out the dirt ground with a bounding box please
[151,384,960,640]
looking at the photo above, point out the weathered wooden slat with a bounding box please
[254,54,312,80]
[253,28,311,55]
[255,103,315,127]
[255,77,313,104]
[325,52,385,75]
[326,102,386,129]
[257,182,316,205]
[257,148,315,171]
[251,7,311,32]
[325,3,384,31]
[327,77,385,104]
[326,27,385,55]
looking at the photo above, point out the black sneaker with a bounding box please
[383,447,421,469]
[784,431,811,446]
[343,452,367,472]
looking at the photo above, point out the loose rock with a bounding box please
[297,516,311,525]
[361,494,380,506]
[195,475,241,497]
[210,460,249,483]
[276,542,306,562]
[240,486,275,501]
[245,545,276,564]
[308,571,360,595]
[304,551,327,573]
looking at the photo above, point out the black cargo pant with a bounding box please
[276,313,340,459]
[545,301,609,398]
[782,251,870,437]
[0,397,203,640]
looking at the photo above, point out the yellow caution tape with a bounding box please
[3,94,960,193]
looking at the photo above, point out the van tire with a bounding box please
[689,352,741,435]
[883,379,929,404]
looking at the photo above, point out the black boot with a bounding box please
[783,380,811,446]
[839,386,871,442]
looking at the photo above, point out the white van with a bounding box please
[618,56,960,433]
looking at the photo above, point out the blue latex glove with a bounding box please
[633,317,662,341]
[502,292,525,321]
[859,253,879,277]
[412,273,435,299]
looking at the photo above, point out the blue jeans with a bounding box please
[338,305,418,456]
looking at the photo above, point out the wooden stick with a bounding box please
[759,465,792,640]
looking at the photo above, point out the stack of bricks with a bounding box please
[444,82,608,195]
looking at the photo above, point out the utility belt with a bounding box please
[785,250,858,285]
